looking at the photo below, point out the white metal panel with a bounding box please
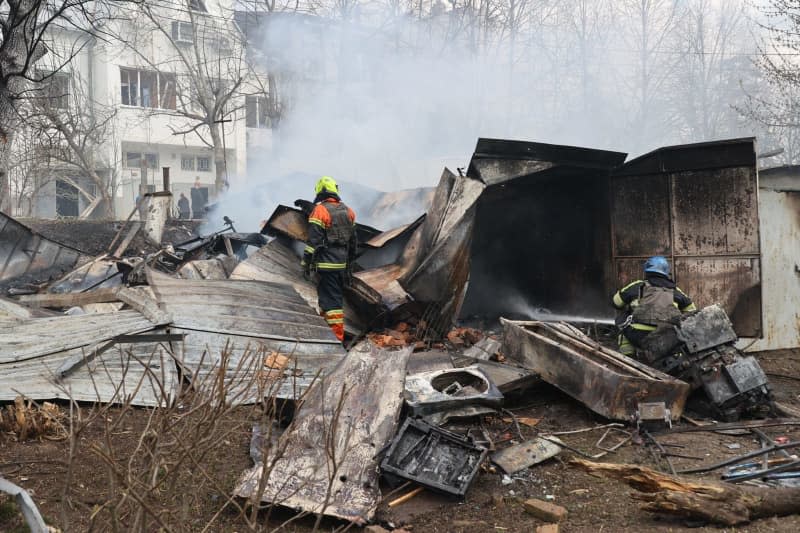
[743,189,800,351]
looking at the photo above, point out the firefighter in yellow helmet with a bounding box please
[301,176,357,342]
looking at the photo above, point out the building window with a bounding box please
[120,68,176,110]
[125,152,159,168]
[189,0,207,12]
[181,156,195,171]
[38,71,70,109]
[197,156,211,171]
[171,21,194,44]
[245,95,270,128]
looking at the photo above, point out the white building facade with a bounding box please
[27,0,257,219]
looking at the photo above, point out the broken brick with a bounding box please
[536,525,559,533]
[264,352,289,369]
[394,322,410,333]
[523,498,567,523]
[365,526,391,533]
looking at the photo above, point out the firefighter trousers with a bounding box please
[317,270,345,342]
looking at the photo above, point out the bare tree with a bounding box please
[0,0,120,212]
[616,0,686,149]
[744,0,800,162]
[26,63,121,218]
[113,0,253,193]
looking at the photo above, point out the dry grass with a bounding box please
[0,396,67,441]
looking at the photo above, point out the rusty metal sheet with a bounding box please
[611,138,761,337]
[614,137,756,176]
[611,175,671,256]
[501,319,690,421]
[0,309,174,406]
[230,239,318,308]
[672,167,759,255]
[363,215,424,248]
[673,258,761,337]
[263,205,308,241]
[234,342,412,524]
[0,211,85,286]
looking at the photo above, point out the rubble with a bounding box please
[523,498,568,523]
[491,437,563,475]
[234,341,412,524]
[501,319,690,421]
[380,418,488,497]
[0,135,796,531]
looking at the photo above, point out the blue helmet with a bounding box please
[644,255,670,277]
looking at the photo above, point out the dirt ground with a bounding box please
[2,350,800,532]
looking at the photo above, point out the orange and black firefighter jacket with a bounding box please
[302,198,356,271]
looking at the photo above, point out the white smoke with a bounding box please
[209,2,762,233]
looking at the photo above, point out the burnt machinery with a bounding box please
[639,304,773,421]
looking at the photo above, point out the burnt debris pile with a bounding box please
[2,136,800,531]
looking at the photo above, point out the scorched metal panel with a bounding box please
[611,138,761,337]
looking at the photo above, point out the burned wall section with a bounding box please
[461,167,615,319]
[611,138,761,337]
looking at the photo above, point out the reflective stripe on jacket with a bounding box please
[305,199,356,271]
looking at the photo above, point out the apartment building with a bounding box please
[26,0,252,219]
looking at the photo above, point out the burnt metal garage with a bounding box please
[461,137,762,338]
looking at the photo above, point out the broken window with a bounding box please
[120,68,176,110]
[245,95,269,128]
[197,156,211,172]
[181,156,195,171]
[171,21,194,44]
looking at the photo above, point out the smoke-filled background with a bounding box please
[214,0,782,231]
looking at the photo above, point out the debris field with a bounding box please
[2,136,800,532]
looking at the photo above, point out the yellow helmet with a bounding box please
[314,175,339,196]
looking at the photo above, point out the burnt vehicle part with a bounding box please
[380,418,488,498]
[501,319,690,421]
[640,304,773,421]
[404,366,503,418]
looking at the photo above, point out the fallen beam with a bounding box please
[16,287,121,308]
[572,458,800,526]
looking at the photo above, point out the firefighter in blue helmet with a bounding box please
[611,256,697,356]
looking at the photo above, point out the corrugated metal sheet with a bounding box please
[229,239,318,308]
[0,339,179,406]
[0,309,165,362]
[147,271,345,402]
[0,211,85,284]
[0,310,176,406]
